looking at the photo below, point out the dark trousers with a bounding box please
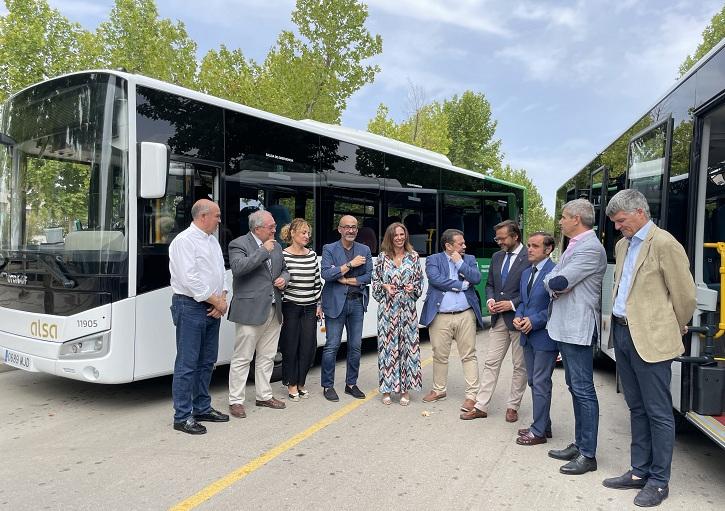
[280,301,318,387]
[170,294,220,422]
[558,341,599,458]
[613,321,675,486]
[523,345,558,438]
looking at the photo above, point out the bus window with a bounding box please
[441,193,484,257]
[627,119,671,225]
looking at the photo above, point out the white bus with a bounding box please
[554,41,725,448]
[0,70,525,383]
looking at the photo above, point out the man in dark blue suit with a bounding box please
[320,215,373,402]
[513,232,558,446]
[420,229,484,413]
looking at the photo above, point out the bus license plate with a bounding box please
[4,349,33,371]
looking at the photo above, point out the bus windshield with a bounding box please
[0,73,128,314]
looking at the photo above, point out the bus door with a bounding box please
[440,191,516,315]
[134,160,220,379]
[688,104,725,446]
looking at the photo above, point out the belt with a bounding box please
[439,309,469,315]
[612,315,628,326]
[346,293,363,300]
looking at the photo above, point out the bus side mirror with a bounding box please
[139,142,169,198]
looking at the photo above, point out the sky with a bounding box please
[5,0,722,213]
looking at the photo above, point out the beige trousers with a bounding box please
[228,308,281,405]
[474,317,527,412]
[428,309,479,399]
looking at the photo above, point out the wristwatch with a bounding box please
[345,262,352,270]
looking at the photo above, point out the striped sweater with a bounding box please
[282,249,322,305]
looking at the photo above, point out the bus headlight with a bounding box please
[59,333,109,359]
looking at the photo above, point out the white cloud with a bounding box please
[512,2,585,31]
[366,0,512,37]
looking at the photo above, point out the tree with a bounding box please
[443,91,502,173]
[197,0,382,123]
[0,0,99,102]
[491,164,554,235]
[679,5,725,76]
[97,0,197,87]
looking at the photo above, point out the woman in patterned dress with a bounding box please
[372,222,423,406]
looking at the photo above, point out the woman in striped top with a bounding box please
[279,218,322,401]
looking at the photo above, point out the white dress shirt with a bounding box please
[169,223,228,302]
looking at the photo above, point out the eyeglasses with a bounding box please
[339,225,358,231]
[493,236,510,243]
[263,223,276,230]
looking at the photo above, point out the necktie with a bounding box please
[527,266,538,294]
[501,252,512,284]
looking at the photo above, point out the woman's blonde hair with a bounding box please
[280,218,311,244]
[380,222,413,255]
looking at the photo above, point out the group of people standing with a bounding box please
[168,187,695,508]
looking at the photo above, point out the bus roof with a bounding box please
[7,69,521,190]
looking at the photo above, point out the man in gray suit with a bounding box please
[227,210,290,418]
[544,198,606,475]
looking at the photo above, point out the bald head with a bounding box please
[338,215,359,246]
[191,199,221,235]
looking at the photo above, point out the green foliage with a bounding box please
[443,91,502,173]
[198,0,382,122]
[97,0,197,87]
[490,165,553,236]
[0,0,98,102]
[679,5,725,76]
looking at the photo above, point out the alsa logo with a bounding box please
[0,272,28,285]
[30,320,58,340]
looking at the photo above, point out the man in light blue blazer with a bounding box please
[420,229,483,413]
[544,198,606,475]
[320,215,373,402]
[513,231,557,446]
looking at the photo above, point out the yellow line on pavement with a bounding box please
[170,356,433,511]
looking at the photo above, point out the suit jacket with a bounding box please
[485,246,529,330]
[420,251,483,327]
[609,224,696,362]
[544,231,607,345]
[320,240,373,319]
[227,233,289,325]
[516,259,557,352]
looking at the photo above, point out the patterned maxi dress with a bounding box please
[372,251,423,393]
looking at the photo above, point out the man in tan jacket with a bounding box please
[602,189,695,508]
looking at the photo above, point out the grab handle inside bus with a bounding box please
[138,142,169,199]
[703,242,725,339]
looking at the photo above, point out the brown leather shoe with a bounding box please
[518,427,553,438]
[505,408,519,422]
[229,403,246,418]
[422,390,447,403]
[516,431,547,445]
[255,397,286,409]
[460,398,476,412]
[460,407,488,420]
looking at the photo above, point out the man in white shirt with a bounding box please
[169,199,230,435]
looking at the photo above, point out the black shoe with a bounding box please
[548,443,580,460]
[323,387,339,402]
[345,384,366,399]
[634,485,669,507]
[193,408,230,422]
[603,470,648,490]
[173,418,207,435]
[560,453,597,475]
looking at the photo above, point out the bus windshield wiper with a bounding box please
[38,253,76,289]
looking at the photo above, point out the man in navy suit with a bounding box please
[420,229,484,413]
[461,220,528,422]
[513,232,558,445]
[320,215,373,402]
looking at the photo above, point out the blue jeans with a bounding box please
[321,297,364,388]
[523,345,558,438]
[558,341,599,458]
[613,321,675,486]
[171,294,220,422]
